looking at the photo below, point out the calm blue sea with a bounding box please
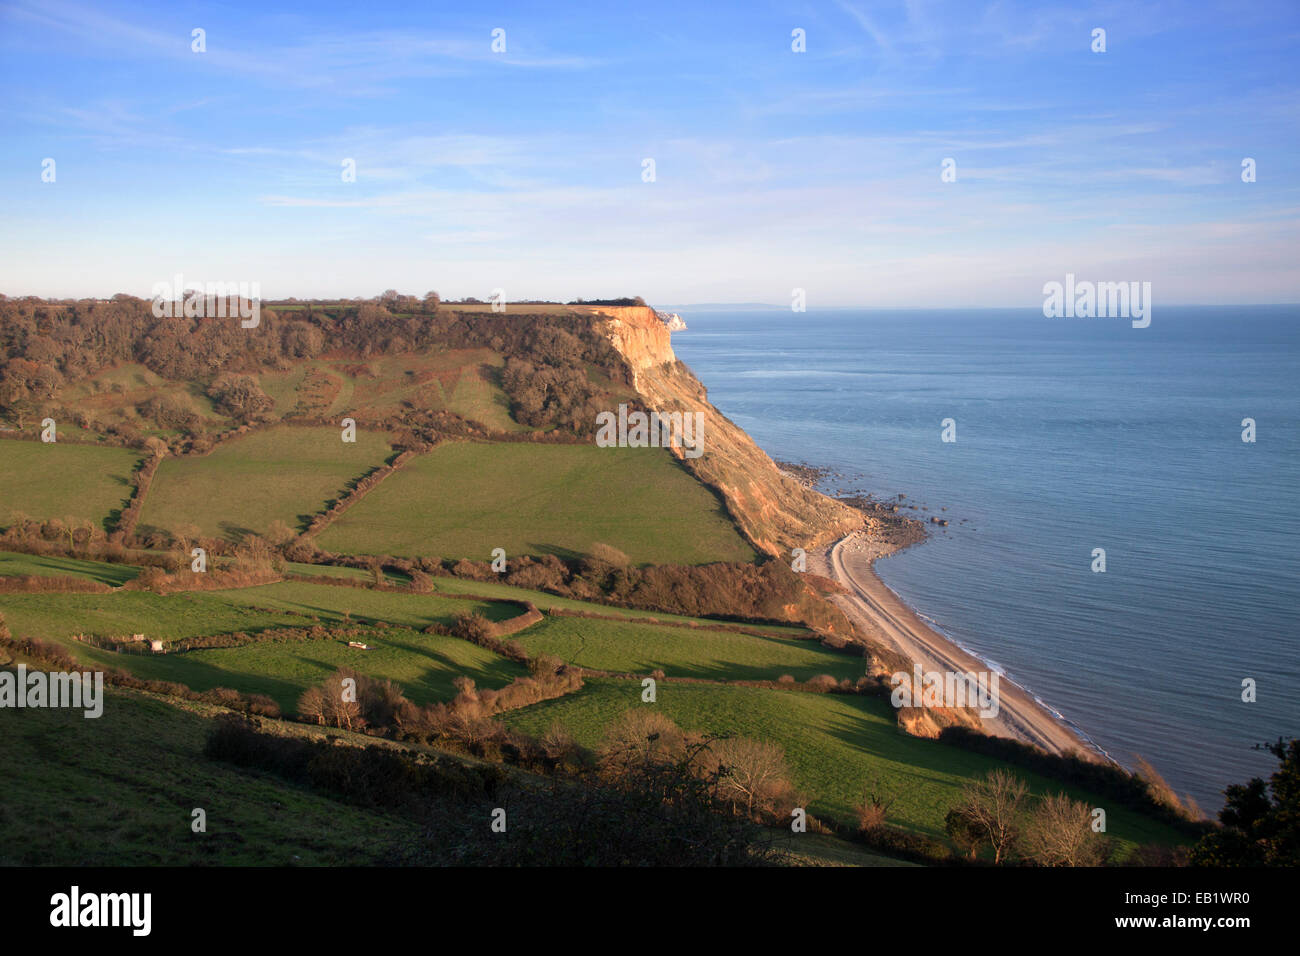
[671,306,1300,813]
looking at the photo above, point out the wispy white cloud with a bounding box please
[1,0,603,95]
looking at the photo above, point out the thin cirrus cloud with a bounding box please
[0,0,1296,304]
[1,0,601,91]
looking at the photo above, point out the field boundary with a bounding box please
[114,452,162,540]
[302,447,423,538]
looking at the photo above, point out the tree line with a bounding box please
[0,293,631,437]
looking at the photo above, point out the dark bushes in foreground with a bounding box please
[206,713,775,866]
[205,713,507,811]
[937,726,1212,836]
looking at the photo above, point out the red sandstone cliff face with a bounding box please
[575,305,676,387]
[578,305,863,557]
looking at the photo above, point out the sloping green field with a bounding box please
[316,441,756,565]
[0,681,903,867]
[137,426,393,541]
[514,614,865,682]
[0,440,143,530]
[503,678,1189,855]
[285,561,803,635]
[0,548,1192,863]
[0,579,518,644]
[2,577,529,712]
[0,687,425,865]
[0,550,141,585]
[63,625,526,712]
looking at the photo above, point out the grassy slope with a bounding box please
[0,551,141,585]
[317,441,757,565]
[0,549,807,638]
[0,555,1189,861]
[0,686,423,865]
[446,357,525,432]
[137,426,393,540]
[0,579,516,643]
[66,626,525,712]
[0,560,843,709]
[0,590,318,642]
[2,578,528,711]
[777,831,919,867]
[340,350,519,425]
[502,678,1188,856]
[0,676,902,867]
[58,364,228,439]
[0,440,143,530]
[514,614,865,682]
[257,362,312,414]
[286,560,805,634]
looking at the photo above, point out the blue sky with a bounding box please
[1,0,1297,305]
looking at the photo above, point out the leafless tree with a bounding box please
[599,709,685,779]
[950,769,1028,864]
[706,737,794,819]
[1022,792,1112,867]
[856,774,901,831]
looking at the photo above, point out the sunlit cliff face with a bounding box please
[585,305,863,558]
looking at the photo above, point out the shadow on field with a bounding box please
[218,522,259,542]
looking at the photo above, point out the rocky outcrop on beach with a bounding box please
[656,310,687,332]
[828,495,928,551]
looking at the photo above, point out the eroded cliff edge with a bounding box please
[580,305,864,557]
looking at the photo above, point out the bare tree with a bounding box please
[1022,792,1112,867]
[265,519,295,548]
[599,709,684,779]
[540,721,579,767]
[950,769,1028,864]
[856,774,901,831]
[297,685,327,725]
[317,668,364,730]
[706,737,794,820]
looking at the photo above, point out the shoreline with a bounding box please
[811,530,1103,760]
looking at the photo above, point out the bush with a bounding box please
[588,542,631,567]
[452,612,495,643]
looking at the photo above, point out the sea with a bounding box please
[670,306,1300,813]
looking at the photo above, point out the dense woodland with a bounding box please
[0,293,631,436]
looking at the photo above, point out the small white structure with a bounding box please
[150,640,164,653]
[347,641,371,650]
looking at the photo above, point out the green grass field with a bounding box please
[282,563,806,636]
[0,590,317,643]
[0,550,141,585]
[445,358,525,432]
[0,579,516,644]
[502,678,1188,856]
[137,425,393,540]
[66,625,526,712]
[514,614,865,682]
[0,686,427,865]
[0,549,805,638]
[2,576,530,712]
[0,678,904,867]
[257,363,314,414]
[316,441,756,565]
[210,580,522,629]
[0,440,143,530]
[0,547,1194,862]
